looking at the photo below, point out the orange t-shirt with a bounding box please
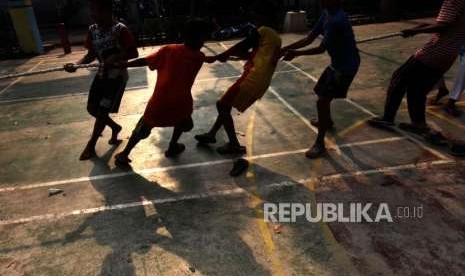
[143,44,205,127]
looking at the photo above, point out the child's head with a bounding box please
[251,0,280,28]
[183,19,209,50]
[89,0,113,25]
[320,0,343,11]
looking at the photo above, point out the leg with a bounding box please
[165,118,193,157]
[430,77,449,105]
[306,97,332,158]
[106,116,122,145]
[115,118,152,164]
[450,56,465,101]
[406,86,429,127]
[368,60,414,128]
[208,113,223,137]
[315,97,333,146]
[407,68,442,126]
[218,101,240,147]
[80,106,107,160]
[195,103,223,144]
[446,56,465,116]
[383,68,409,122]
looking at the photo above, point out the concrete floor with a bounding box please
[1,19,465,276]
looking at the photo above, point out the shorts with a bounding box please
[219,78,258,113]
[314,67,357,99]
[88,76,127,113]
[133,116,194,140]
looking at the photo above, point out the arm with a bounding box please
[213,30,260,62]
[402,22,451,37]
[283,41,326,61]
[282,31,319,51]
[64,50,96,73]
[114,58,148,68]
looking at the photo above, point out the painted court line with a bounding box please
[0,61,44,96]
[0,159,454,226]
[0,137,407,193]
[283,61,452,161]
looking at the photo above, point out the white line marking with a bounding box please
[0,137,408,193]
[284,61,452,161]
[0,159,454,226]
[0,61,44,96]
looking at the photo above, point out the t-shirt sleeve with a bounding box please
[312,15,325,36]
[119,26,137,51]
[436,0,465,24]
[146,46,168,71]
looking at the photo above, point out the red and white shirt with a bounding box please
[85,21,136,78]
[414,0,465,72]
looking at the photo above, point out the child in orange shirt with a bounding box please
[114,19,210,164]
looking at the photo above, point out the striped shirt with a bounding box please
[414,0,465,72]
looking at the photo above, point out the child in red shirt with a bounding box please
[114,19,210,164]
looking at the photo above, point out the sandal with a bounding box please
[217,143,246,155]
[305,145,327,159]
[367,117,395,129]
[114,152,132,166]
[165,143,186,158]
[230,158,249,177]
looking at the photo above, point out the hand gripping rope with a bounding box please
[0,32,402,80]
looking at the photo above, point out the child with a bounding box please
[430,43,465,117]
[64,0,138,160]
[368,0,465,134]
[282,0,360,158]
[114,19,209,164]
[194,1,282,154]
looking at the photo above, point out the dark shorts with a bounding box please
[88,76,127,113]
[314,67,357,99]
[133,116,194,140]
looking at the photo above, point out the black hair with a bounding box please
[89,0,113,11]
[184,18,209,50]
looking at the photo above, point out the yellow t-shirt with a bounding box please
[239,26,282,99]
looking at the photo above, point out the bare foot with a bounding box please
[109,124,122,145]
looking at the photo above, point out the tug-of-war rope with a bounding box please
[0,33,402,81]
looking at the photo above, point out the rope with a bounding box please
[0,63,100,80]
[0,32,403,80]
[356,32,402,44]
